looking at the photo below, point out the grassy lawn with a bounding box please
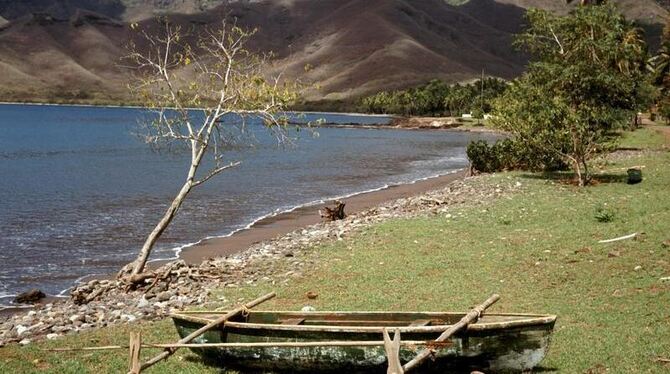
[1,127,668,373]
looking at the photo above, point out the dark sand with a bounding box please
[178,170,467,264]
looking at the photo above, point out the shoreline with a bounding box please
[176,169,467,265]
[0,166,520,346]
[0,101,392,118]
[0,169,467,311]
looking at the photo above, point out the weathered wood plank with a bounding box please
[280,318,305,325]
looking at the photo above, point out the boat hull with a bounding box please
[171,311,556,373]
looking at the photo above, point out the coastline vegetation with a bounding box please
[359,78,508,117]
[468,4,659,187]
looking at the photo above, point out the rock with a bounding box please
[137,296,150,308]
[52,326,70,333]
[46,333,59,340]
[156,291,173,302]
[634,265,642,271]
[121,314,137,322]
[19,339,31,346]
[69,314,83,323]
[608,251,621,258]
[662,239,670,248]
[15,325,28,336]
[301,305,316,312]
[14,289,46,304]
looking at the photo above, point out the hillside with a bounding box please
[0,0,666,105]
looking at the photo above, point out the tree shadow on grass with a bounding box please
[532,367,559,373]
[518,171,628,185]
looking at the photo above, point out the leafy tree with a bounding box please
[360,78,507,116]
[119,20,296,281]
[649,19,670,123]
[493,4,651,186]
[444,84,473,117]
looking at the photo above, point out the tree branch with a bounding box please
[192,161,241,187]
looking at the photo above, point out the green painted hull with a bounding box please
[171,310,556,373]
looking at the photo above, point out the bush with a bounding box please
[467,140,499,172]
[467,138,568,173]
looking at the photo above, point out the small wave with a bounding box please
[54,168,464,297]
[409,155,467,168]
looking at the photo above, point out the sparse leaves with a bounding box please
[120,18,298,277]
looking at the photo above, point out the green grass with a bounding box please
[619,126,669,150]
[1,127,669,373]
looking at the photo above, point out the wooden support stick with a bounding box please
[128,331,141,374]
[383,328,404,374]
[139,292,276,372]
[402,294,500,372]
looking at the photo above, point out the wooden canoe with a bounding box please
[170,310,556,373]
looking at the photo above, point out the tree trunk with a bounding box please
[581,159,590,186]
[571,157,590,187]
[571,158,585,187]
[128,179,194,277]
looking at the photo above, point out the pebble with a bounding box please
[156,291,173,302]
[137,296,150,308]
[16,325,28,336]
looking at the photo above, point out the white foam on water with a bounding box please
[53,168,464,297]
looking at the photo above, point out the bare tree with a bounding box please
[118,19,296,282]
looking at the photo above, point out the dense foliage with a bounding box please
[487,4,653,185]
[360,78,507,116]
[467,139,567,174]
[648,19,670,122]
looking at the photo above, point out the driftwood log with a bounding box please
[320,200,346,221]
[14,289,46,304]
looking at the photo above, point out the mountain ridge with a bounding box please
[0,0,666,106]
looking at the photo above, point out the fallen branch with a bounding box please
[598,233,637,244]
[320,200,346,221]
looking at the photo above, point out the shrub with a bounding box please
[467,138,568,173]
[594,205,615,223]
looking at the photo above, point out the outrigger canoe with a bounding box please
[170,309,556,373]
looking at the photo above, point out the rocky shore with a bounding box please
[0,174,521,347]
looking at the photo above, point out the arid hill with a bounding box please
[0,0,666,106]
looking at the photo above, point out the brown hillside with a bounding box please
[0,0,666,105]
